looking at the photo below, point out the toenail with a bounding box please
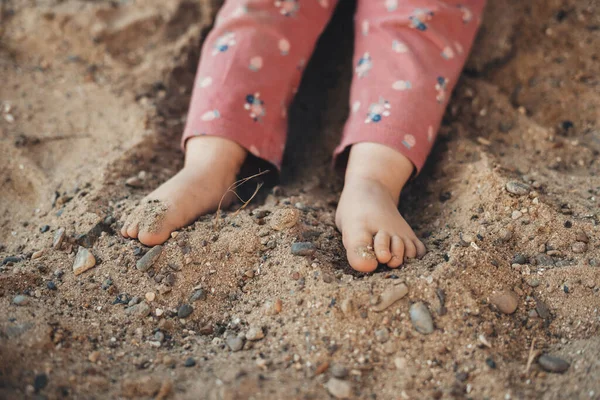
[355,245,376,260]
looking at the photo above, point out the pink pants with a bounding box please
[182,0,485,173]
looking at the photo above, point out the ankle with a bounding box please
[184,136,247,172]
[344,143,414,201]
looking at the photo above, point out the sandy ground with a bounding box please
[1,0,599,399]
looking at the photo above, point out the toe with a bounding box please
[403,238,417,260]
[121,221,130,238]
[138,229,171,247]
[343,226,378,272]
[387,235,405,268]
[126,221,140,239]
[415,239,427,258]
[373,231,393,265]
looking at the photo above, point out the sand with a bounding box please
[1,0,599,399]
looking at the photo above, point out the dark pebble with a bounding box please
[34,373,48,392]
[560,120,574,131]
[184,357,196,367]
[485,358,496,369]
[536,254,555,267]
[133,247,144,256]
[136,245,163,272]
[538,354,570,373]
[564,221,572,228]
[40,225,50,233]
[189,289,207,302]
[101,279,113,290]
[46,281,57,291]
[455,372,468,382]
[512,253,527,265]
[439,192,451,202]
[291,242,316,256]
[177,304,193,318]
[165,273,176,286]
[1,256,22,266]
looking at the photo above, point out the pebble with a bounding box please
[154,331,165,343]
[330,364,348,379]
[46,281,57,290]
[538,354,570,373]
[394,357,408,370]
[572,242,587,254]
[371,283,409,312]
[13,295,29,306]
[575,230,589,243]
[72,247,96,276]
[409,302,434,334]
[189,289,207,302]
[40,225,50,233]
[526,277,540,288]
[498,228,513,242]
[506,181,531,196]
[145,292,156,302]
[31,250,45,259]
[246,327,265,341]
[52,228,66,249]
[125,176,143,188]
[33,373,48,392]
[375,328,390,343]
[512,253,527,265]
[491,291,519,314]
[511,210,523,220]
[136,245,163,271]
[291,242,316,256]
[184,357,196,367]
[226,335,244,352]
[269,208,300,230]
[536,254,555,266]
[88,351,101,363]
[325,378,351,399]
[340,298,354,316]
[177,304,193,319]
[125,302,151,319]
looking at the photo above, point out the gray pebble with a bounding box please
[154,331,165,343]
[13,295,29,306]
[291,242,316,256]
[226,335,244,352]
[184,357,196,367]
[128,296,141,306]
[136,245,163,272]
[575,230,589,243]
[46,281,57,290]
[189,289,207,302]
[125,302,151,319]
[177,304,193,318]
[52,228,66,249]
[409,302,434,334]
[506,181,531,196]
[538,354,570,373]
[375,328,390,343]
[512,253,527,265]
[572,242,587,254]
[526,277,540,288]
[536,254,555,267]
[330,364,349,379]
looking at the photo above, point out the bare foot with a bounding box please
[335,143,426,272]
[121,136,247,246]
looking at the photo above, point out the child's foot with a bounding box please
[335,143,426,272]
[121,136,247,246]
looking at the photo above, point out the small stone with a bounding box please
[485,358,497,369]
[536,254,555,266]
[511,210,523,220]
[571,242,587,254]
[40,225,50,233]
[33,373,48,392]
[526,277,540,288]
[575,230,589,243]
[125,176,143,188]
[512,253,527,265]
[498,228,513,242]
[136,245,163,272]
[269,208,300,230]
[330,364,349,379]
[291,242,316,256]
[409,302,434,334]
[325,378,351,399]
[246,327,264,341]
[165,273,176,286]
[46,281,57,290]
[13,295,29,306]
[145,292,156,302]
[491,291,519,314]
[372,283,409,312]
[72,247,96,276]
[340,298,354,316]
[226,336,244,352]
[189,289,207,302]
[506,181,531,196]
[375,328,389,343]
[538,354,570,373]
[184,357,196,367]
[31,250,45,259]
[154,331,165,343]
[52,228,65,249]
[88,351,101,363]
[177,304,193,319]
[535,297,552,320]
[125,302,151,319]
[394,357,408,370]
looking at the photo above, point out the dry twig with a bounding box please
[213,170,269,229]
